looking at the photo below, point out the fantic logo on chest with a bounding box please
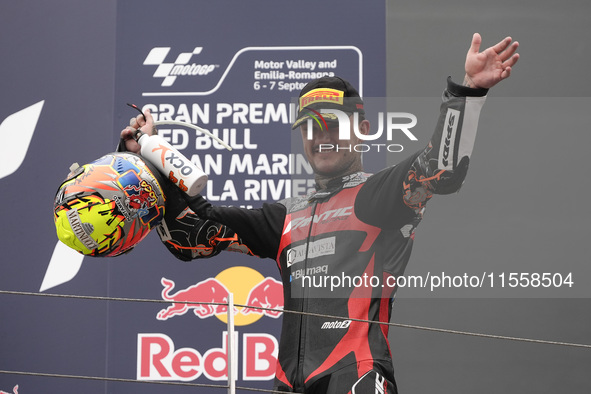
[285,206,353,234]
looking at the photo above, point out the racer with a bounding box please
[117,33,519,393]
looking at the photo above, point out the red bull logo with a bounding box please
[140,267,283,383]
[242,277,283,318]
[157,277,233,320]
[137,331,278,382]
[157,266,283,325]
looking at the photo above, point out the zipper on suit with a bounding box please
[295,199,317,389]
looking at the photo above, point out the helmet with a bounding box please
[53,152,166,257]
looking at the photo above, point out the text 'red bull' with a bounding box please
[137,331,278,381]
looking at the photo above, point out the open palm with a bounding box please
[465,33,520,89]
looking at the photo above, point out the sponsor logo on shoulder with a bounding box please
[343,172,369,188]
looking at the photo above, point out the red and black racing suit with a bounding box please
[156,78,488,393]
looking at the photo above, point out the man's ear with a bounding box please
[358,119,371,136]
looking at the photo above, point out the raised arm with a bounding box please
[402,33,520,212]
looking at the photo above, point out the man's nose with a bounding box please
[314,129,332,143]
[316,125,340,142]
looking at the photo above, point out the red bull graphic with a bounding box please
[156,266,283,325]
[141,267,283,384]
[157,277,232,320]
[241,277,283,318]
[137,331,278,381]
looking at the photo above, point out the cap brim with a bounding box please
[291,112,341,130]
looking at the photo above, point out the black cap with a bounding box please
[291,76,365,129]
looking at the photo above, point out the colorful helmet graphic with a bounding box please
[53,152,166,257]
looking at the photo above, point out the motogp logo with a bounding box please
[143,47,219,87]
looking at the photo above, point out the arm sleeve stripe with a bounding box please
[457,95,486,164]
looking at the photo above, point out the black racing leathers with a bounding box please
[157,78,488,392]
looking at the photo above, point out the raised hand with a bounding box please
[464,33,520,89]
[120,108,156,153]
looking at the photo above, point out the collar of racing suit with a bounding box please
[309,171,369,202]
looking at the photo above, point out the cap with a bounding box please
[291,76,365,129]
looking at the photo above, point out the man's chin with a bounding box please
[310,157,333,172]
[309,153,361,179]
[311,161,346,178]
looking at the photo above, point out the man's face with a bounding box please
[299,116,369,178]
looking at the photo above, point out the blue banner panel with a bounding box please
[0,1,385,392]
[0,1,116,393]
